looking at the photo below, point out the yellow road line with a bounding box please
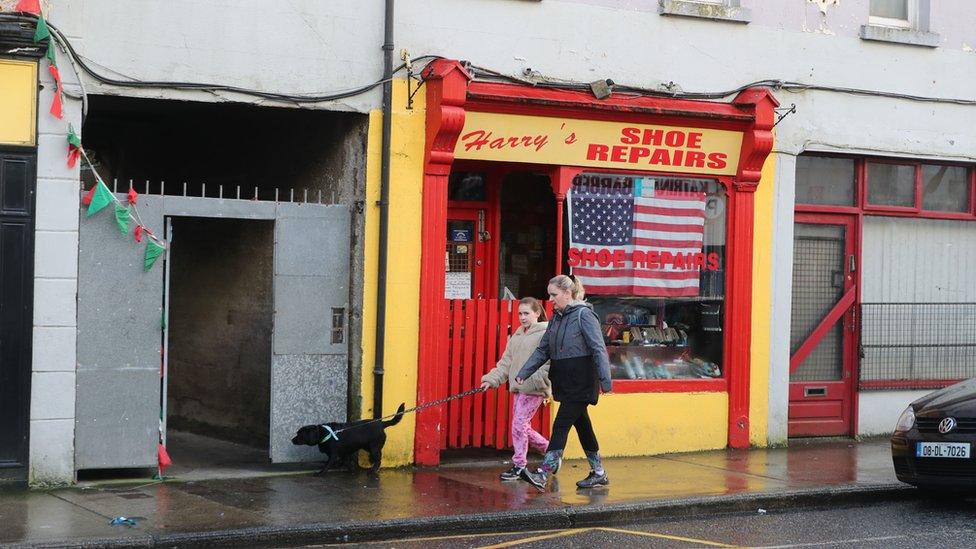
[476,528,587,548]
[597,527,737,547]
[308,529,554,547]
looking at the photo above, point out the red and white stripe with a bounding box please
[574,190,706,297]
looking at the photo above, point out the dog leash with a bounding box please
[329,386,487,438]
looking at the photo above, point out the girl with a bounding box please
[480,297,552,481]
[516,275,612,490]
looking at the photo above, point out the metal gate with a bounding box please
[443,299,551,451]
[77,193,349,469]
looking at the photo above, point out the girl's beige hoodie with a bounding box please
[481,321,551,399]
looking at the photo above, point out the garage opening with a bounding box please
[164,216,275,475]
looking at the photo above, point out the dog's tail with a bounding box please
[382,403,406,428]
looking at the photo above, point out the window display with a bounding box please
[567,172,727,381]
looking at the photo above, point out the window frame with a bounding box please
[868,0,916,29]
[795,154,976,222]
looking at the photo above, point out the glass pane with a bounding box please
[870,0,908,19]
[448,172,486,201]
[922,165,970,213]
[790,223,846,381]
[867,163,915,208]
[795,156,855,206]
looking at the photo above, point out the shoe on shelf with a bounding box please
[519,467,548,491]
[500,466,524,481]
[576,470,609,488]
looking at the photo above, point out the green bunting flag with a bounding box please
[114,203,131,235]
[144,241,165,272]
[46,40,56,65]
[86,180,114,217]
[33,15,50,43]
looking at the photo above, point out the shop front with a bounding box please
[412,60,778,465]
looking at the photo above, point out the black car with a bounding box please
[892,378,976,490]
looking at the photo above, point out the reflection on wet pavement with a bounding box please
[0,440,898,546]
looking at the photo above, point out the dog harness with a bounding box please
[319,425,340,444]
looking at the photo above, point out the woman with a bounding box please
[516,275,612,490]
[480,297,552,481]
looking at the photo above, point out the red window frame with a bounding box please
[798,154,976,220]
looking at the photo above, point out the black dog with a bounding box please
[291,403,405,474]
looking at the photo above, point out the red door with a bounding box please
[788,214,858,437]
[445,208,489,300]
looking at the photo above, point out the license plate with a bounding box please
[916,442,971,459]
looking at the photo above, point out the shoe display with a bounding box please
[519,467,548,491]
[575,470,609,488]
[499,466,523,481]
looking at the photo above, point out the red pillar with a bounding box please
[726,88,778,449]
[414,60,471,466]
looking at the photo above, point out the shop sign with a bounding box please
[454,111,742,176]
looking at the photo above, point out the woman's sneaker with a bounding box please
[519,468,548,491]
[499,466,524,481]
[576,470,609,488]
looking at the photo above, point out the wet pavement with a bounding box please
[0,439,907,547]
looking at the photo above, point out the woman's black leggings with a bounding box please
[546,400,599,453]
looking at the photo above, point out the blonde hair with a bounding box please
[549,274,585,301]
[519,296,546,321]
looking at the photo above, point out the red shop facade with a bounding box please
[413,60,778,465]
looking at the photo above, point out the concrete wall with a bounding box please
[167,217,274,446]
[29,48,83,486]
[858,389,931,436]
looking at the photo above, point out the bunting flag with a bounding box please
[32,13,50,42]
[15,0,41,14]
[38,10,168,272]
[144,241,165,272]
[86,180,114,217]
[114,203,131,235]
[48,64,63,119]
[67,125,82,168]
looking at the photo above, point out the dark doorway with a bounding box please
[0,149,35,486]
[498,172,557,300]
[165,217,274,471]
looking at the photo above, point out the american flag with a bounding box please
[569,177,706,297]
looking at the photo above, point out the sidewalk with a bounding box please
[0,439,910,548]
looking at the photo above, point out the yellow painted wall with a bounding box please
[360,80,426,466]
[749,142,777,447]
[0,59,37,146]
[559,392,728,459]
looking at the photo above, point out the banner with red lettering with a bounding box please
[568,173,720,297]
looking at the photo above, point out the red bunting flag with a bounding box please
[81,183,97,206]
[134,225,144,243]
[158,444,173,474]
[48,64,63,119]
[16,0,41,15]
[127,188,139,205]
[67,125,82,168]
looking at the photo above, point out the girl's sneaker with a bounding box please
[499,466,524,481]
[576,470,609,488]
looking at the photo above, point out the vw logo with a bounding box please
[939,417,958,434]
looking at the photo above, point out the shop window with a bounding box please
[795,156,855,206]
[922,165,970,213]
[867,162,915,208]
[568,172,726,381]
[448,171,487,202]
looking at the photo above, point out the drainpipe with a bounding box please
[373,0,394,419]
